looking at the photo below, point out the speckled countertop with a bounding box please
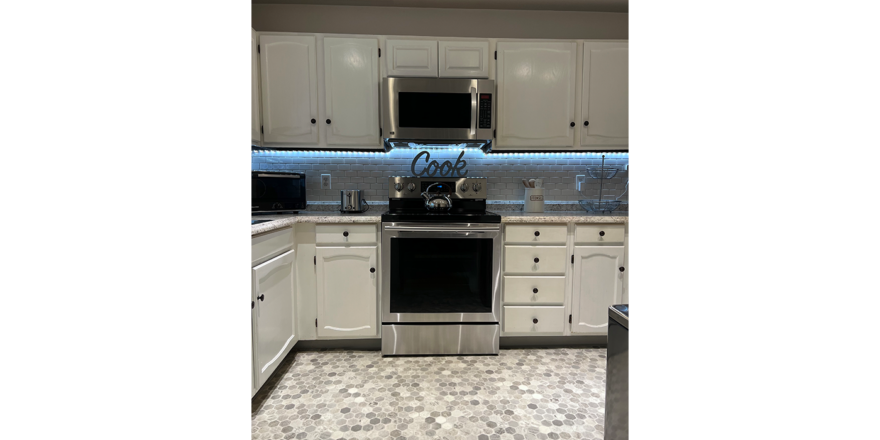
[252,210,626,236]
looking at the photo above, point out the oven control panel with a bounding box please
[389,176,488,199]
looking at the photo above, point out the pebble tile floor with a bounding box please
[252,348,607,440]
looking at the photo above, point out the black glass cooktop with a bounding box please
[381,211,501,223]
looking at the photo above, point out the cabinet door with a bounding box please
[253,249,297,388]
[316,246,378,338]
[386,39,438,77]
[323,37,381,146]
[259,35,318,145]
[251,29,262,147]
[571,246,624,334]
[439,40,489,78]
[495,42,577,148]
[581,42,628,147]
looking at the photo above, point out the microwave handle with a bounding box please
[470,86,477,136]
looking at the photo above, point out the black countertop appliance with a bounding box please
[605,304,628,440]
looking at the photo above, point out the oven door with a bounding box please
[382,78,494,141]
[382,222,501,323]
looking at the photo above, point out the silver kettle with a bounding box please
[421,182,453,212]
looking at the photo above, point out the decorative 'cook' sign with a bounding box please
[410,151,469,177]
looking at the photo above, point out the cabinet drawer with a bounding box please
[504,246,567,274]
[503,276,565,304]
[505,224,567,244]
[575,224,625,244]
[316,224,377,244]
[503,306,565,333]
[252,226,295,265]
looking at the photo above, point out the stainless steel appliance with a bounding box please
[605,304,629,440]
[381,176,501,356]
[252,171,306,214]
[340,189,369,213]
[382,78,495,143]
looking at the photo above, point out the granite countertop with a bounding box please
[253,210,626,235]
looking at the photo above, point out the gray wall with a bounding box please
[252,4,627,39]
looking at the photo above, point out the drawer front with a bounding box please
[504,246,567,274]
[575,224,625,244]
[503,306,565,333]
[252,226,295,265]
[505,224,567,244]
[316,224,377,244]
[503,276,565,304]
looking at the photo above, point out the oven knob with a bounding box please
[472,183,482,192]
[394,183,403,191]
[460,183,469,192]
[407,183,416,192]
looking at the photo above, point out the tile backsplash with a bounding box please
[252,149,628,203]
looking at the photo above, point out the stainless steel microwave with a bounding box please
[382,77,494,143]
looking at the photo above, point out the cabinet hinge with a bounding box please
[569,314,572,324]
[571,254,574,264]
[257,44,260,54]
[494,50,497,60]
[314,256,316,265]
[493,129,496,138]
[260,125,263,134]
[315,319,318,328]
[378,48,381,57]
[380,127,382,137]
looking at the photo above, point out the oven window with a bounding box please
[398,92,471,129]
[390,237,493,314]
[252,176,302,201]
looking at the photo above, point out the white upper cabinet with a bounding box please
[259,35,318,145]
[581,41,628,147]
[251,29,262,146]
[315,246,378,338]
[438,40,490,78]
[252,249,297,388]
[386,39,438,77]
[571,246,624,335]
[323,37,380,146]
[495,42,577,148]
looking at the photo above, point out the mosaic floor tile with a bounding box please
[252,348,607,440]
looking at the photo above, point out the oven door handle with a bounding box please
[385,225,500,232]
[395,230,489,236]
[470,86,477,137]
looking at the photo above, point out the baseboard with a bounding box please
[294,339,382,351]
[293,336,605,351]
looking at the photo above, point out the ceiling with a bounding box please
[251,0,628,14]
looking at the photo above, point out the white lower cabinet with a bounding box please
[571,246,624,334]
[315,246,378,338]
[252,249,298,392]
[504,306,565,333]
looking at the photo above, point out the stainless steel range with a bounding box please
[381,176,501,356]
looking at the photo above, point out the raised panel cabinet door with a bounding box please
[323,38,380,146]
[253,249,297,388]
[386,39,438,77]
[571,246,624,335]
[259,35,318,145]
[251,29,262,147]
[438,40,489,78]
[581,42,628,147]
[496,42,577,148]
[316,246,378,338]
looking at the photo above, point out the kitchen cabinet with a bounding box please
[385,39,438,77]
[259,35,319,145]
[581,41,628,147]
[571,246,624,335]
[252,249,297,390]
[495,41,577,148]
[251,29,262,147]
[438,40,490,78]
[323,37,381,146]
[315,246,378,338]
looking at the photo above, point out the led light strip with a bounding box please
[252,149,628,158]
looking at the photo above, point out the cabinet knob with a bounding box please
[619,266,625,272]
[343,231,349,237]
[257,294,264,301]
[569,122,575,127]
[533,257,539,263]
[326,119,331,124]
[370,267,376,273]
[311,118,316,124]
[532,288,538,294]
[599,231,605,236]
[533,318,538,324]
[534,231,540,237]
[584,121,589,127]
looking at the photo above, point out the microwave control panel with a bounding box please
[479,94,492,129]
